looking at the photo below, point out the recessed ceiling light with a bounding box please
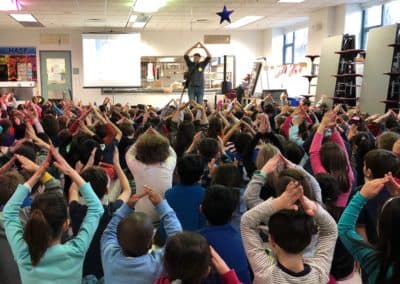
[133,0,166,13]
[278,0,304,3]
[225,16,264,29]
[129,15,138,23]
[132,22,146,28]
[9,13,37,22]
[0,0,21,11]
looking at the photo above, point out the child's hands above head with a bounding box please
[210,246,230,276]
[360,177,390,200]
[26,152,51,189]
[279,154,296,169]
[0,155,16,174]
[51,147,86,187]
[333,103,342,114]
[51,146,74,175]
[257,113,271,134]
[300,195,318,217]
[15,154,39,173]
[384,172,400,196]
[318,111,336,132]
[81,148,97,172]
[272,181,303,211]
[144,186,162,206]
[261,154,282,175]
[127,192,148,209]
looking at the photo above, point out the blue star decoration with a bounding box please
[216,5,234,24]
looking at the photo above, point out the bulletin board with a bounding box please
[0,47,37,82]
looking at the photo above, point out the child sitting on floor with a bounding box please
[199,185,252,284]
[241,179,337,283]
[156,231,240,284]
[164,153,206,231]
[101,186,182,284]
[3,148,104,284]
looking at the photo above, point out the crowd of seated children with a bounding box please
[1,92,400,284]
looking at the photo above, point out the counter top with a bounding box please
[101,88,221,94]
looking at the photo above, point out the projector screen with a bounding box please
[82,33,141,87]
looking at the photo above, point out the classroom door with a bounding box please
[40,51,72,100]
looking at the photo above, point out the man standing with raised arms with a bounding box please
[184,42,212,104]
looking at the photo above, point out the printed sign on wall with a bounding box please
[0,47,37,82]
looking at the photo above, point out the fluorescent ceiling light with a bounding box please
[129,15,138,23]
[133,0,166,13]
[225,16,264,29]
[278,0,304,3]
[9,13,37,22]
[132,22,147,28]
[0,0,21,11]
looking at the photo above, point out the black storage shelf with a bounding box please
[332,34,363,107]
[384,24,400,111]
[302,54,320,95]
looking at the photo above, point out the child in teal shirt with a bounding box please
[338,176,400,284]
[3,148,104,284]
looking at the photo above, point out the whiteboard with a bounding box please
[315,35,342,107]
[82,33,141,87]
[360,25,396,114]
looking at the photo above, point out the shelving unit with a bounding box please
[139,55,235,90]
[383,24,400,112]
[302,54,320,96]
[332,34,365,107]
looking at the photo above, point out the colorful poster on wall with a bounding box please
[0,47,37,82]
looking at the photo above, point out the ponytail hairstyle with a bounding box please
[23,192,68,266]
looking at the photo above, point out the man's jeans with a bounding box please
[188,85,204,104]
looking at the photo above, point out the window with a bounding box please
[283,28,308,64]
[361,5,383,48]
[283,32,294,64]
[384,0,400,25]
[294,28,308,63]
[361,1,400,49]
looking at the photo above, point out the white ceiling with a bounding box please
[0,0,369,30]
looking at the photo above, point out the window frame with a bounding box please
[361,4,385,49]
[283,32,295,64]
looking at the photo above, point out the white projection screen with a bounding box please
[82,33,141,87]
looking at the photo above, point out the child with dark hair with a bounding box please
[310,110,354,208]
[339,176,400,284]
[164,153,206,231]
[315,173,355,282]
[69,148,132,280]
[198,137,220,163]
[284,140,306,165]
[3,149,104,284]
[199,185,251,284]
[117,121,135,170]
[156,232,241,284]
[356,149,400,245]
[211,164,246,232]
[101,186,182,284]
[241,180,337,283]
[198,137,221,187]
